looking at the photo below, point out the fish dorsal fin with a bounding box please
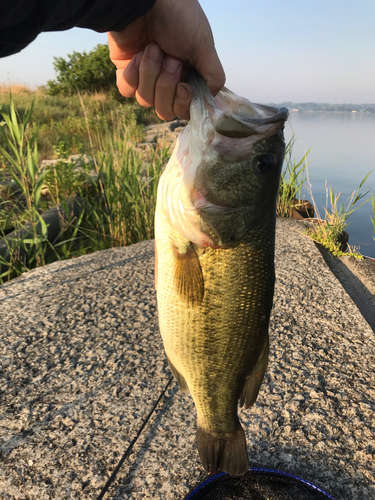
[215,112,257,138]
[173,243,204,307]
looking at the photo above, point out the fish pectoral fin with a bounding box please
[173,243,204,307]
[166,355,190,394]
[240,335,269,408]
[197,424,249,476]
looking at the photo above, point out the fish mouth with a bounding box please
[156,73,288,248]
[188,71,289,140]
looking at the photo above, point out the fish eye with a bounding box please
[256,154,277,174]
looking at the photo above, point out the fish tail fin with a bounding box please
[196,424,248,476]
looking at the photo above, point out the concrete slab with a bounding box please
[318,247,375,332]
[0,219,374,500]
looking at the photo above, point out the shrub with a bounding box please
[47,44,116,95]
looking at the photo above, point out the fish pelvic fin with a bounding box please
[166,355,190,394]
[240,335,269,408]
[197,424,249,476]
[173,242,204,307]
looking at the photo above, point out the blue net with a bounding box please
[185,467,337,500]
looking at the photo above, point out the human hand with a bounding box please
[107,0,225,121]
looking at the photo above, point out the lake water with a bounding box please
[284,111,375,258]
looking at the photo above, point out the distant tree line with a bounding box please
[271,102,375,113]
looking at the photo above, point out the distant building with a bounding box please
[352,110,357,113]
[290,108,299,112]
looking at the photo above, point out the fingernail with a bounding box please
[164,57,181,74]
[176,84,189,102]
[148,43,162,62]
[134,51,143,70]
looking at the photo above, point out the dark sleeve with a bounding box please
[0,0,156,58]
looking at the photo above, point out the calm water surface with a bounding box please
[284,112,375,258]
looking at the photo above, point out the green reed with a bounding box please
[0,91,167,283]
[0,96,50,279]
[305,172,372,257]
[277,136,310,218]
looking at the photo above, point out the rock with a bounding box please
[169,120,188,131]
[40,155,95,170]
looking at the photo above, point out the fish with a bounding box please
[155,72,288,476]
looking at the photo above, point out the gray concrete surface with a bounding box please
[0,218,374,500]
[318,247,375,333]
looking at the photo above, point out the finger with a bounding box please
[173,83,192,121]
[154,56,182,121]
[193,37,226,97]
[136,42,164,108]
[116,52,142,97]
[179,1,225,96]
[107,17,148,62]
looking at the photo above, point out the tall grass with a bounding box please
[82,143,169,250]
[0,96,50,279]
[0,86,160,161]
[0,90,168,283]
[277,136,310,217]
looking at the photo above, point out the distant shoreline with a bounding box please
[288,109,374,114]
[269,103,375,114]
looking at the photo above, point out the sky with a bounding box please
[0,0,375,104]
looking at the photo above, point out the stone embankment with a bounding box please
[133,119,187,163]
[0,219,374,500]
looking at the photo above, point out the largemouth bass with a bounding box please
[155,73,288,476]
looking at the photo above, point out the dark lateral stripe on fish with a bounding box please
[196,425,249,476]
[172,243,204,307]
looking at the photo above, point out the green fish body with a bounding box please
[155,73,288,475]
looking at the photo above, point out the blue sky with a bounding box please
[1,0,374,103]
